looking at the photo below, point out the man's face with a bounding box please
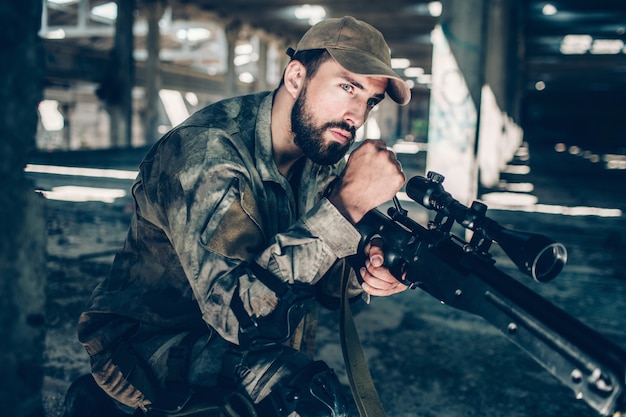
[291,82,355,165]
[290,59,388,165]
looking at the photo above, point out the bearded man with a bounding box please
[75,16,410,417]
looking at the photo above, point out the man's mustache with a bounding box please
[323,121,356,140]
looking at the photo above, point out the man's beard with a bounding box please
[291,85,356,165]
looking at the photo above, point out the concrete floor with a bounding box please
[29,141,626,417]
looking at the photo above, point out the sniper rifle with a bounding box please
[351,171,626,417]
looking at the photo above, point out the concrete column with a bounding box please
[400,100,411,139]
[484,0,508,113]
[144,0,165,145]
[483,0,523,119]
[0,1,47,416]
[224,20,241,97]
[478,0,524,188]
[429,0,523,192]
[426,0,488,205]
[98,0,135,148]
[256,33,269,92]
[265,39,284,88]
[279,39,292,75]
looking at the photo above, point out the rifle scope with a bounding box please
[405,172,568,282]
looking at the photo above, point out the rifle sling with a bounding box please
[339,260,387,417]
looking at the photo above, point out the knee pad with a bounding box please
[255,360,348,417]
[221,347,348,417]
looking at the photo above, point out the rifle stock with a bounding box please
[351,172,626,417]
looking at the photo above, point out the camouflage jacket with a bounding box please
[78,91,363,355]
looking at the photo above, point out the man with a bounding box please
[75,16,410,417]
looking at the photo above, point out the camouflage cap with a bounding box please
[290,16,411,105]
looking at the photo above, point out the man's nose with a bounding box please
[343,101,367,128]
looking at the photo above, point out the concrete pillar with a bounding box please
[484,0,508,113]
[98,0,135,148]
[256,33,269,92]
[400,101,411,139]
[61,102,72,149]
[265,39,284,88]
[224,20,241,97]
[428,0,524,193]
[426,0,488,205]
[0,1,47,416]
[478,0,524,188]
[144,0,165,144]
[483,0,523,119]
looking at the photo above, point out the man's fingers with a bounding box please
[365,237,384,267]
[361,268,391,287]
[364,261,397,284]
[361,234,409,296]
[361,276,407,296]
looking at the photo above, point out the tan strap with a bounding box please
[339,261,387,417]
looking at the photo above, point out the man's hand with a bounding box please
[328,139,405,224]
[359,240,408,296]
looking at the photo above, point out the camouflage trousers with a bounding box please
[89,325,228,413]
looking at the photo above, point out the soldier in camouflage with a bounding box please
[75,16,411,417]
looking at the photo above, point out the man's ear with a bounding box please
[283,60,306,99]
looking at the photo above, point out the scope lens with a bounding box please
[533,243,568,282]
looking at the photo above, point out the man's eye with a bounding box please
[341,83,353,93]
[367,98,380,108]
